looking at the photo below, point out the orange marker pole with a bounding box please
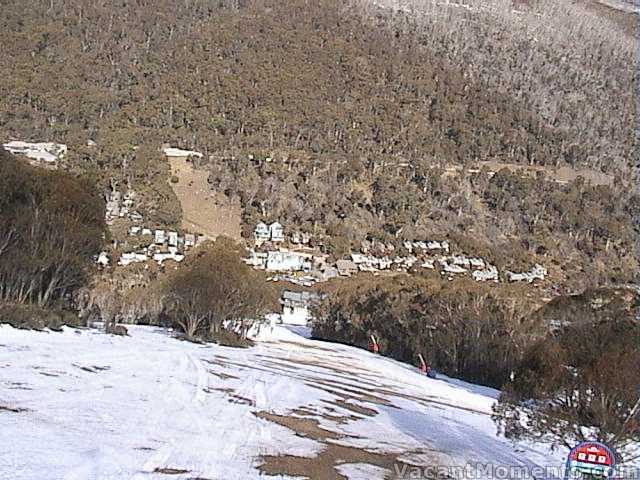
[418,353,427,373]
[369,335,379,354]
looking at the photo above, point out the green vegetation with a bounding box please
[163,238,279,343]
[0,0,635,290]
[494,288,640,451]
[0,150,106,318]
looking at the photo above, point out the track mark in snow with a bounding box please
[188,354,207,404]
[130,443,174,480]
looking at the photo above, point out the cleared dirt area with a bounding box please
[258,443,423,480]
[167,156,242,241]
[255,411,435,480]
[442,160,615,186]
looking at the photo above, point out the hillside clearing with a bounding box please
[168,156,241,241]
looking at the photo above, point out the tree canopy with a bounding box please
[0,151,106,307]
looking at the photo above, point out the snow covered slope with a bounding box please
[0,324,566,480]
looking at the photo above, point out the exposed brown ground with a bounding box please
[255,411,439,480]
[167,156,241,241]
[442,161,615,186]
[327,399,379,417]
[203,349,449,480]
[255,412,344,440]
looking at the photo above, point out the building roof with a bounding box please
[282,291,320,302]
[162,147,203,158]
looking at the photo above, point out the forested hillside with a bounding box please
[0,149,106,327]
[0,0,637,461]
[0,0,636,290]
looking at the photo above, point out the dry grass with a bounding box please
[168,157,241,241]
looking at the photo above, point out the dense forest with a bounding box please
[312,278,637,388]
[313,276,540,387]
[0,150,106,327]
[0,0,637,291]
[495,289,640,452]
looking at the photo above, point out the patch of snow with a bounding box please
[162,147,203,158]
[336,463,388,479]
[3,141,67,163]
[0,323,578,479]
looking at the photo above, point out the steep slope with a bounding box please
[0,325,567,480]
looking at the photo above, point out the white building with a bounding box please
[244,250,268,269]
[336,259,358,276]
[269,222,284,242]
[254,222,270,243]
[507,264,547,283]
[440,261,467,274]
[154,230,166,245]
[119,252,148,266]
[184,234,194,247]
[96,251,110,267]
[168,231,179,247]
[3,141,67,164]
[281,291,320,326]
[265,251,308,272]
[162,147,203,159]
[473,266,499,282]
[153,247,185,265]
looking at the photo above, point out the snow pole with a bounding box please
[418,353,427,374]
[368,335,379,354]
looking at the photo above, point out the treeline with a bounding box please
[0,150,106,308]
[313,276,540,388]
[312,278,638,388]
[495,290,640,452]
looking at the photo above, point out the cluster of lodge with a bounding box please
[245,222,548,286]
[254,222,287,245]
[97,227,207,268]
[105,189,143,224]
